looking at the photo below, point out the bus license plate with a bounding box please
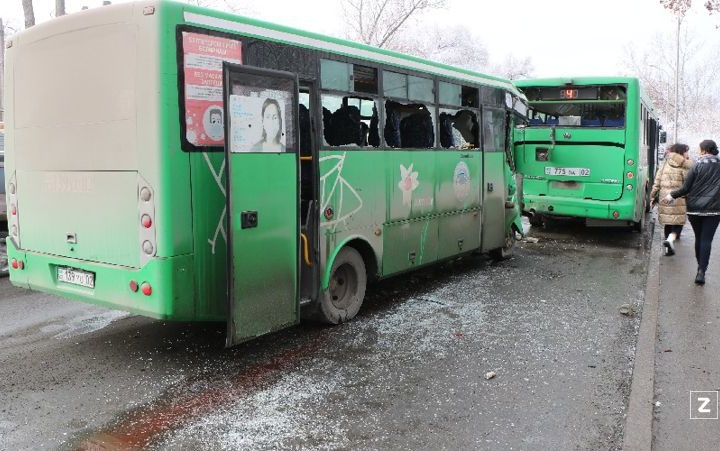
[57,267,95,288]
[545,166,590,177]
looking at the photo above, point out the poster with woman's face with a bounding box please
[228,89,290,153]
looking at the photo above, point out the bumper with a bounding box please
[6,238,199,320]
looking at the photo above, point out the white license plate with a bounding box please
[57,267,95,288]
[545,166,590,177]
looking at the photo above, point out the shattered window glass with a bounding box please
[384,100,435,149]
[439,108,479,149]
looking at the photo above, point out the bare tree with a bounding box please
[22,0,36,28]
[342,0,446,49]
[56,0,66,17]
[391,25,489,71]
[623,30,720,143]
[661,0,720,13]
[489,55,534,81]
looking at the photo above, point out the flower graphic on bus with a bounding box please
[399,163,419,206]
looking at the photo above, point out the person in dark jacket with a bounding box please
[664,139,720,284]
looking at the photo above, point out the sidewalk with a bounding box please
[624,219,720,450]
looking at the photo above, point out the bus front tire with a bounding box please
[529,213,543,228]
[319,247,366,325]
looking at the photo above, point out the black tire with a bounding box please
[490,227,516,261]
[529,213,543,228]
[633,210,646,232]
[319,247,366,324]
[0,230,8,277]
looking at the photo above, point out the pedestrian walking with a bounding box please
[663,139,720,285]
[649,143,691,256]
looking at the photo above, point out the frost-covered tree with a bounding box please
[391,25,489,71]
[489,55,535,81]
[22,0,35,28]
[623,30,720,144]
[660,0,720,14]
[56,0,65,17]
[341,0,446,49]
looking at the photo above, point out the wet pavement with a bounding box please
[0,219,651,450]
[651,221,720,450]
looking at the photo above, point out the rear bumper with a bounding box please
[6,238,203,320]
[523,194,637,221]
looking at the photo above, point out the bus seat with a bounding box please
[368,107,380,147]
[581,117,601,126]
[546,117,559,125]
[528,118,543,125]
[384,102,401,147]
[439,112,455,147]
[604,118,624,127]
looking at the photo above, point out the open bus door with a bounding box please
[222,63,300,346]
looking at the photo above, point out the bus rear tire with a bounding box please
[490,228,516,261]
[319,247,366,324]
[633,211,646,232]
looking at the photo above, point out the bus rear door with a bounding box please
[222,63,300,346]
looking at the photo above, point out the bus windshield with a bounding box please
[524,85,626,128]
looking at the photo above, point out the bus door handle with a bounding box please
[460,153,473,159]
[241,211,258,229]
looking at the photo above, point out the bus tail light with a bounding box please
[612,211,620,219]
[141,214,152,228]
[627,159,635,166]
[11,259,24,270]
[129,280,139,292]
[141,282,152,296]
[626,171,634,179]
[626,184,634,191]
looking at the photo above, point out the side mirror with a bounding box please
[659,131,667,144]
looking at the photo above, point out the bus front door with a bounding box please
[222,63,300,346]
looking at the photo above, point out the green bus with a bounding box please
[5,0,525,346]
[513,77,663,229]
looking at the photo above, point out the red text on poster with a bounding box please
[182,32,242,146]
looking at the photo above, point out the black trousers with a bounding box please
[687,215,720,271]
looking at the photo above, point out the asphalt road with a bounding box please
[0,218,652,450]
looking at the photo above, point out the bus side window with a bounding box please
[321,95,379,147]
[384,100,435,149]
[439,109,478,149]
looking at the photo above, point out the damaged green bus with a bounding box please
[5,0,526,346]
[514,77,663,229]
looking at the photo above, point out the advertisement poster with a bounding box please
[228,89,290,153]
[182,32,242,146]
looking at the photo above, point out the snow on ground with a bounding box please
[151,272,492,450]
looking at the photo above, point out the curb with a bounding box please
[622,218,661,450]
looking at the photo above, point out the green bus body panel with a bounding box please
[6,239,195,320]
[319,149,511,288]
[514,77,650,222]
[480,151,507,252]
[228,153,298,341]
[188,153,228,320]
